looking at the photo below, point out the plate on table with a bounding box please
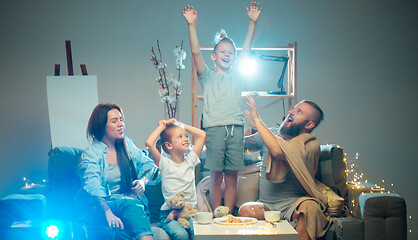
[213,216,257,225]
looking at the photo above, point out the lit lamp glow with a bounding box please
[239,57,257,76]
[45,224,59,239]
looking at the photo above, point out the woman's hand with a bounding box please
[105,209,124,230]
[131,179,145,195]
[247,2,262,23]
[182,5,197,25]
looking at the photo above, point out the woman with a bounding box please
[78,103,160,240]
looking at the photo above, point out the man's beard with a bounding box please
[279,120,309,137]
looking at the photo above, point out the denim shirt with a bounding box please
[78,137,160,200]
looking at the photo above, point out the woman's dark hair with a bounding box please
[87,103,123,142]
[116,140,137,194]
[86,103,136,194]
[157,123,181,153]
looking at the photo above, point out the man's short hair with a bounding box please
[301,100,324,127]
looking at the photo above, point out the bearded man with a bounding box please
[239,96,333,240]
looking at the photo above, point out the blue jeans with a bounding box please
[79,196,153,240]
[107,197,153,240]
[160,210,194,240]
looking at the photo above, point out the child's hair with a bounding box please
[157,122,184,153]
[213,29,236,54]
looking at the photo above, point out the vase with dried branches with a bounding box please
[150,40,186,119]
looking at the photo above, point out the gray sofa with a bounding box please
[0,144,407,240]
[0,146,169,240]
[317,144,407,240]
[48,146,170,240]
[196,144,407,240]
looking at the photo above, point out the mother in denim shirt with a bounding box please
[78,103,160,240]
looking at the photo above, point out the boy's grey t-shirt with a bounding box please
[198,65,244,128]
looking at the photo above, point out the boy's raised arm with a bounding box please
[182,5,205,76]
[242,2,262,55]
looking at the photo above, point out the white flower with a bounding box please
[176,59,185,70]
[157,62,167,69]
[150,41,186,119]
[173,46,186,60]
[158,88,168,97]
[167,96,177,104]
[160,95,169,103]
[166,74,175,83]
[172,79,181,88]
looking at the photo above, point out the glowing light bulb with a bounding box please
[46,225,59,238]
[239,57,257,76]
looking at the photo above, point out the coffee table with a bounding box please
[193,219,298,240]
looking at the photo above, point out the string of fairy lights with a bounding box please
[343,150,413,235]
[19,146,413,235]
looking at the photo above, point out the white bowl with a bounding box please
[264,211,281,222]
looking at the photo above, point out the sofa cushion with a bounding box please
[48,146,85,179]
[337,216,364,240]
[316,144,347,200]
[145,182,165,223]
[236,162,262,209]
[196,162,262,212]
[317,181,345,217]
[243,150,262,166]
[47,146,84,219]
[198,148,262,182]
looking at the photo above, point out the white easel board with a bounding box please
[46,76,99,148]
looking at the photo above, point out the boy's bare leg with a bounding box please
[209,170,224,210]
[223,170,238,213]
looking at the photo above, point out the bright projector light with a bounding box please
[239,57,257,76]
[45,224,59,239]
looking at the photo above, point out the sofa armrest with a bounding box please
[359,193,407,240]
[346,182,386,217]
[0,194,47,226]
[347,184,407,240]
